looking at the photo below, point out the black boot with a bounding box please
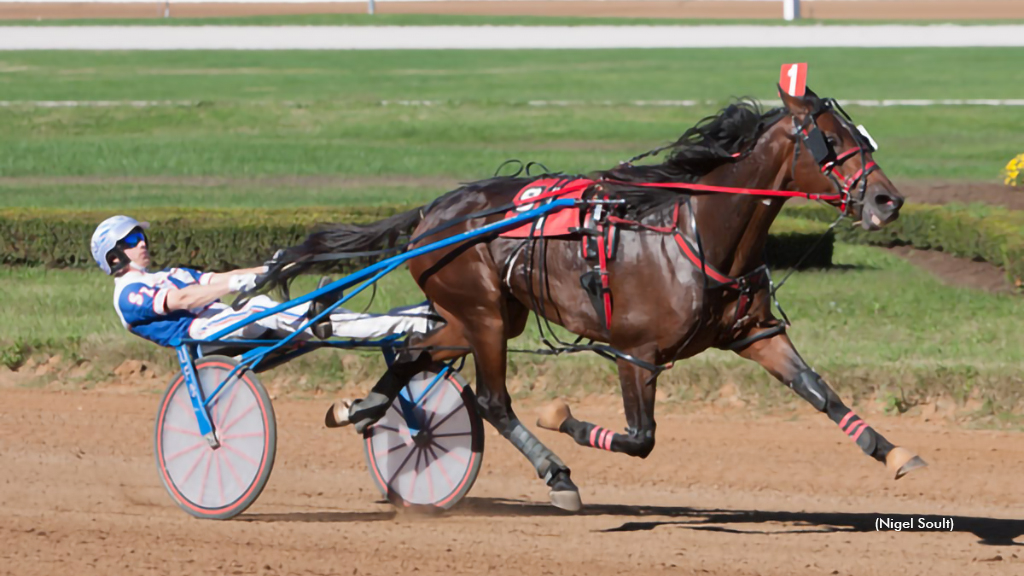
[307,276,337,340]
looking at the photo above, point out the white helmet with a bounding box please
[90,215,150,275]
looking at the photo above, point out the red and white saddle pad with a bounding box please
[499,177,595,238]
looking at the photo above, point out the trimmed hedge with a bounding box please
[0,207,833,271]
[0,207,403,271]
[783,203,1024,290]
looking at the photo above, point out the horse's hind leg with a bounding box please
[537,347,659,459]
[735,331,926,479]
[465,314,582,511]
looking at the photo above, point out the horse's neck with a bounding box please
[689,127,792,277]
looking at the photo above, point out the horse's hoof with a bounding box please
[886,447,928,479]
[537,400,572,431]
[547,470,582,512]
[324,399,354,428]
[549,489,583,512]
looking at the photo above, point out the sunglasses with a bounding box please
[119,230,147,248]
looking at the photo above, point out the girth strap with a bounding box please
[578,202,616,330]
[671,228,771,329]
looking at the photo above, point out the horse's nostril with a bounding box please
[874,194,901,212]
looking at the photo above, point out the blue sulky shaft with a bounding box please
[187,198,579,407]
[201,198,578,343]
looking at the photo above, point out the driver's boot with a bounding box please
[307,276,336,340]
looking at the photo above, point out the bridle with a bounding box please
[792,97,880,217]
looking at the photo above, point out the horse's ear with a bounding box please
[778,84,812,119]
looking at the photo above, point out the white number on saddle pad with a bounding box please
[780,63,808,97]
[515,187,546,212]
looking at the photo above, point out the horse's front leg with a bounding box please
[538,348,659,458]
[735,331,926,478]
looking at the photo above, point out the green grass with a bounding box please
[0,100,1020,191]
[5,15,1023,26]
[0,48,1021,190]
[4,244,1022,406]
[3,49,1024,102]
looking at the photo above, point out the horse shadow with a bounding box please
[459,498,1024,545]
[241,497,1023,546]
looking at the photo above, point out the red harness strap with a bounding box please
[600,178,845,203]
[579,201,617,330]
[596,227,613,328]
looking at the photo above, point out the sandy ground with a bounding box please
[1,384,1022,576]
[2,2,1024,22]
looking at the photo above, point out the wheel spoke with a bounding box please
[222,443,259,466]
[198,449,215,504]
[385,445,418,490]
[407,448,423,496]
[164,440,205,462]
[164,425,202,437]
[219,402,257,434]
[426,444,455,489]
[179,449,209,486]
[427,403,463,433]
[219,431,264,441]
[220,447,247,492]
[421,445,435,502]
[386,441,410,455]
[424,381,450,429]
[171,393,192,415]
[215,380,246,430]
[214,451,226,505]
[430,439,468,466]
[431,431,471,439]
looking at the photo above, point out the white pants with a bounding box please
[188,295,431,341]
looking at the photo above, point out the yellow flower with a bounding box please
[1005,153,1024,187]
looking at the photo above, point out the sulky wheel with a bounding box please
[362,366,484,510]
[154,355,277,520]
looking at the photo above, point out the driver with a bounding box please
[90,215,431,347]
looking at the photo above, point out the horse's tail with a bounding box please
[301,207,423,257]
[267,207,425,292]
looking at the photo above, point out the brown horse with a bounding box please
[274,89,925,511]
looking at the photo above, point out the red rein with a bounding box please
[599,178,845,203]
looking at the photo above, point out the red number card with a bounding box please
[780,63,808,96]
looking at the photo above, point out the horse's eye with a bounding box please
[826,135,839,147]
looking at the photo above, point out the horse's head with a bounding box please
[778,88,904,230]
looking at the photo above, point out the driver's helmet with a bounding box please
[90,215,150,275]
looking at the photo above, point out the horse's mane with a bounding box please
[424,100,790,218]
[598,99,788,184]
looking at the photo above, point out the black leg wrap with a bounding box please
[788,369,887,460]
[562,417,655,458]
[787,369,830,412]
[504,418,570,485]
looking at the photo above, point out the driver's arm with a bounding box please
[203,266,267,286]
[164,283,234,312]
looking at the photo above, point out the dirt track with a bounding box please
[2,386,1022,576]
